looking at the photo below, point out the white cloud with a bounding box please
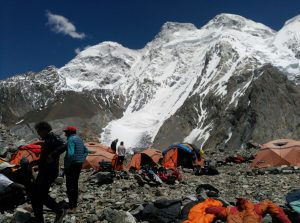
[75,48,81,54]
[46,11,86,39]
[74,45,91,54]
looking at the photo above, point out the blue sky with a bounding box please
[0,0,299,80]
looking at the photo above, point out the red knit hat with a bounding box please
[63,126,77,132]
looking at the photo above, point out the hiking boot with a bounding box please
[53,209,66,223]
[25,217,44,223]
[134,174,146,186]
[67,208,76,214]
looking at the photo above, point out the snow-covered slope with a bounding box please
[273,15,300,78]
[273,15,300,54]
[1,13,300,149]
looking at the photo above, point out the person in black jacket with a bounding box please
[27,122,67,223]
[110,138,118,153]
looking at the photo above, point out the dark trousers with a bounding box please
[0,186,25,213]
[11,168,33,199]
[31,172,61,222]
[118,156,125,165]
[66,163,82,209]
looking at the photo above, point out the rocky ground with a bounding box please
[0,124,299,222]
[1,156,300,223]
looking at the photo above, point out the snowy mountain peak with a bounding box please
[57,41,139,92]
[160,21,197,33]
[77,41,129,58]
[273,14,300,59]
[284,14,300,26]
[204,13,275,36]
[154,22,198,41]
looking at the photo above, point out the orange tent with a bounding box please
[85,142,115,154]
[127,148,163,170]
[83,142,118,170]
[163,143,204,169]
[251,139,300,168]
[10,143,41,165]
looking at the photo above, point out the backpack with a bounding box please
[99,160,113,172]
[0,188,26,213]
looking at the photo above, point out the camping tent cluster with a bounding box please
[82,138,300,171]
[83,142,204,171]
[0,141,204,172]
[3,138,300,173]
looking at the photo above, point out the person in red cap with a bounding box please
[63,125,89,214]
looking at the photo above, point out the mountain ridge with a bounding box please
[1,13,300,150]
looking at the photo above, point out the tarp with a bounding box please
[163,143,204,169]
[85,142,115,154]
[0,158,17,173]
[83,142,118,170]
[139,199,182,223]
[10,143,41,165]
[251,139,300,168]
[0,162,15,171]
[127,148,163,170]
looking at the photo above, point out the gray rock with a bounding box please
[11,208,31,223]
[55,177,64,185]
[262,214,272,223]
[87,214,98,223]
[64,216,77,223]
[83,194,95,200]
[124,212,136,223]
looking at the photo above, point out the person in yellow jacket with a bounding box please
[200,147,205,158]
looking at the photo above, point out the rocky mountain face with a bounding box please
[154,65,300,151]
[0,13,300,151]
[0,123,23,155]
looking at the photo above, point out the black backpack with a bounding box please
[0,188,26,213]
[99,160,113,172]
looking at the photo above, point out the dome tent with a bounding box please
[162,143,204,169]
[83,142,119,170]
[127,148,163,171]
[251,139,300,168]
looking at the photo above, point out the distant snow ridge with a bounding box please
[274,15,300,57]
[57,42,140,92]
[203,13,275,37]
[4,13,298,149]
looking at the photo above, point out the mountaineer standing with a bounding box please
[63,126,89,214]
[110,138,118,153]
[28,121,67,223]
[117,141,126,167]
